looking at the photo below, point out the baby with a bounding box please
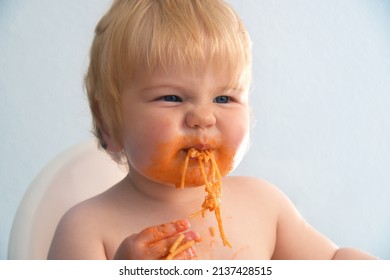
[48,0,376,260]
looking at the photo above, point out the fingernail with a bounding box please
[187,247,196,259]
[175,219,189,231]
[184,231,201,242]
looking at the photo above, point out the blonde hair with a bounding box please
[85,0,252,162]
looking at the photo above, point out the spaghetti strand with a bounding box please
[179,148,231,247]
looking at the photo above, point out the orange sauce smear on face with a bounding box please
[143,139,234,187]
[181,148,232,248]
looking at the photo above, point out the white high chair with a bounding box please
[7,139,127,259]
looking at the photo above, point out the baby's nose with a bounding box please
[185,105,216,129]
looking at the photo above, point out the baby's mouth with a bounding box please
[183,143,213,153]
[181,146,214,160]
[197,144,213,153]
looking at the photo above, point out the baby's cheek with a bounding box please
[144,159,182,187]
[142,143,183,186]
[216,151,235,177]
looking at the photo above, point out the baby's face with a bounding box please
[119,64,250,187]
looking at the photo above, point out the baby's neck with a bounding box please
[123,172,205,204]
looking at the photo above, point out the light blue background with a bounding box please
[1,0,389,259]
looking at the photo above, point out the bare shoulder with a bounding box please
[223,175,280,190]
[222,176,287,204]
[55,195,106,235]
[221,175,288,224]
[222,176,298,222]
[222,176,338,259]
[47,191,113,259]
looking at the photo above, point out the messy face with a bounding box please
[119,64,250,188]
[143,137,237,187]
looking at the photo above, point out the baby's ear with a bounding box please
[99,125,122,153]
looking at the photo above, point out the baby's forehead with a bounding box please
[150,60,237,76]
[129,61,248,90]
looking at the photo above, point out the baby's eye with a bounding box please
[213,95,231,104]
[159,95,183,102]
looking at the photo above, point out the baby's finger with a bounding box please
[141,233,189,259]
[173,246,198,260]
[136,219,190,244]
[164,232,200,260]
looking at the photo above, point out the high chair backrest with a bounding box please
[8,140,127,259]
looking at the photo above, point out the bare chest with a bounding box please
[188,208,274,259]
[102,203,274,260]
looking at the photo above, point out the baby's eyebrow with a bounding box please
[137,82,246,97]
[217,87,245,95]
[140,83,185,93]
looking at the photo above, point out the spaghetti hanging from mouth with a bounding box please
[179,148,232,248]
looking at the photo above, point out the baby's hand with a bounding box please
[113,219,200,260]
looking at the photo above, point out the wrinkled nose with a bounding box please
[185,106,216,129]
